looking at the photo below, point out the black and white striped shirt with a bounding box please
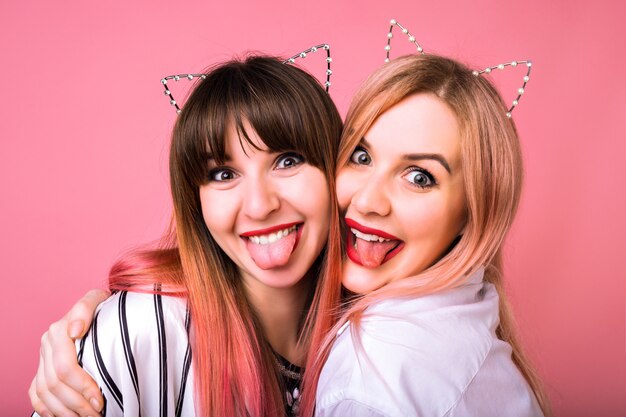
[33,289,304,416]
[76,290,195,416]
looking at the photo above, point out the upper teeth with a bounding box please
[249,225,297,245]
[351,228,390,243]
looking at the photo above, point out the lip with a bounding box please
[344,218,401,240]
[344,218,404,268]
[240,221,302,237]
[242,222,305,269]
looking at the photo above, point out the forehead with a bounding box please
[221,120,270,159]
[366,93,460,158]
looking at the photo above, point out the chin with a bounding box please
[341,261,388,295]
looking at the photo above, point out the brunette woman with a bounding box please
[31,55,343,417]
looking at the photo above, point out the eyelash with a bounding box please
[207,152,305,182]
[403,167,437,189]
[207,167,237,182]
[348,146,371,166]
[275,152,305,169]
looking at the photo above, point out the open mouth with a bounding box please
[241,222,303,270]
[345,218,404,268]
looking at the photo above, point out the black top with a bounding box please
[274,352,303,417]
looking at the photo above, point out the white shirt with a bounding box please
[316,269,543,417]
[75,290,196,417]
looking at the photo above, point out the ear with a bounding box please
[160,73,206,114]
[384,19,425,63]
[283,43,333,92]
[472,60,533,118]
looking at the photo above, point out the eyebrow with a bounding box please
[360,138,452,173]
[206,153,231,163]
[403,153,451,173]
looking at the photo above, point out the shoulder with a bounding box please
[317,284,508,416]
[446,338,544,416]
[77,291,195,416]
[97,290,189,320]
[79,290,191,368]
[89,291,190,345]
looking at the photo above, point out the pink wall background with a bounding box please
[2,0,624,415]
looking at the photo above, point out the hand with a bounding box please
[29,289,110,417]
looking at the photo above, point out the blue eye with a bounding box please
[208,168,238,182]
[349,147,371,165]
[403,168,436,189]
[275,152,305,169]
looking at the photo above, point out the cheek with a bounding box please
[336,168,359,211]
[199,186,239,238]
[396,198,443,239]
[446,188,467,233]
[396,192,465,249]
[289,168,331,229]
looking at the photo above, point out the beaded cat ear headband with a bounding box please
[283,43,332,89]
[160,44,332,115]
[385,19,532,118]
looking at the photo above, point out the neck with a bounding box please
[243,272,313,366]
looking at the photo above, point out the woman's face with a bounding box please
[337,93,466,294]
[200,121,331,292]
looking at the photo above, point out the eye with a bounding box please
[403,168,436,189]
[275,152,305,169]
[208,168,238,182]
[349,146,371,166]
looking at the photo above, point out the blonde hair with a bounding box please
[302,54,550,416]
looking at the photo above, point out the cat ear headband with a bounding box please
[160,44,332,115]
[385,19,532,118]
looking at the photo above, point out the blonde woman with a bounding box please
[302,54,550,416]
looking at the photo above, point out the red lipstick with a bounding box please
[344,218,401,240]
[240,222,301,237]
[344,218,404,268]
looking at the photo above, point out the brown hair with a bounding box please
[302,53,550,416]
[110,55,343,416]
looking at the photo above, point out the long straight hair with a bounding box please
[301,54,550,417]
[109,56,343,416]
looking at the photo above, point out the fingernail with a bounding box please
[90,396,102,411]
[42,412,53,417]
[69,320,84,338]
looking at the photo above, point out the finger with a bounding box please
[41,331,103,416]
[66,289,110,339]
[29,377,53,417]
[35,349,82,417]
[48,292,108,411]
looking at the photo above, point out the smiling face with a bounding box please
[337,93,467,294]
[199,121,331,292]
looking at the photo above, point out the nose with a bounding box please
[242,175,280,220]
[350,174,391,217]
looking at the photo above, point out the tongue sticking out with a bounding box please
[355,238,398,268]
[246,231,298,270]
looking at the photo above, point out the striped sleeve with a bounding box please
[75,290,196,417]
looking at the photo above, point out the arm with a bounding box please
[30,289,110,417]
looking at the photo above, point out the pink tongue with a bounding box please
[246,230,298,270]
[355,238,398,268]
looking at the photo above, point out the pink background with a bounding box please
[1,0,625,415]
